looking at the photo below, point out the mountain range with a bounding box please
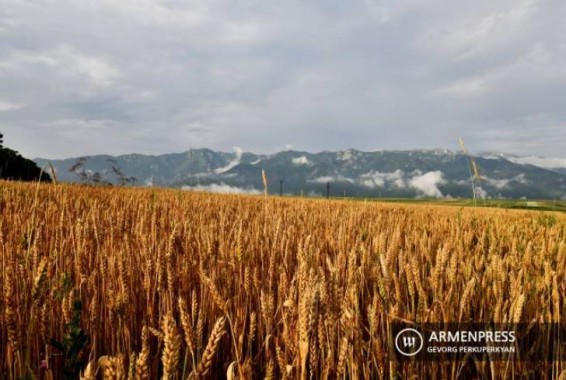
[35,148,566,199]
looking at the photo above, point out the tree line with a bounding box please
[0,131,52,182]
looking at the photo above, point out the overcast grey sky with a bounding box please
[1,0,565,159]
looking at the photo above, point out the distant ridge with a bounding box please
[35,148,566,199]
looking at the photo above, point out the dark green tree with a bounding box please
[0,130,51,182]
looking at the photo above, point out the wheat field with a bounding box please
[0,181,565,379]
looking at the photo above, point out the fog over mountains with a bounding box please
[35,149,566,200]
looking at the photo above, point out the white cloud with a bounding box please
[3,46,119,87]
[433,78,487,97]
[408,170,445,198]
[182,183,260,194]
[476,186,489,199]
[0,101,24,111]
[526,43,552,64]
[144,176,155,187]
[359,169,446,197]
[453,173,529,195]
[359,170,405,188]
[337,149,356,161]
[484,178,510,189]
[505,156,566,169]
[214,146,243,174]
[1,0,566,158]
[309,169,446,197]
[483,173,529,189]
[309,175,354,184]
[291,156,311,165]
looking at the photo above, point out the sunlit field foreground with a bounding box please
[1,181,565,379]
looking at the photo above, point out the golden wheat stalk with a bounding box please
[195,316,227,378]
[161,312,182,380]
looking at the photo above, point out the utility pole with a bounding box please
[279,179,283,196]
[326,182,330,199]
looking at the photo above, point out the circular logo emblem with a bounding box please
[395,328,424,356]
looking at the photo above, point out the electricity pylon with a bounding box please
[459,138,485,206]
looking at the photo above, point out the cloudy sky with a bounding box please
[1,0,565,159]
